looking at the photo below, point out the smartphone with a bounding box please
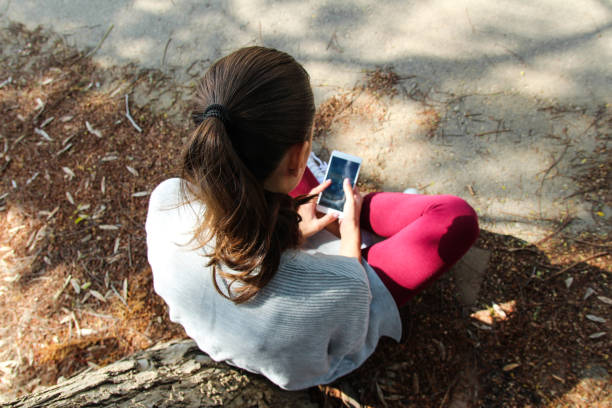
[316,150,362,218]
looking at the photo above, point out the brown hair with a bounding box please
[180,47,315,304]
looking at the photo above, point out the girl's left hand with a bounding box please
[297,179,338,239]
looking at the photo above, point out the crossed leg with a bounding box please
[360,192,479,307]
[291,169,479,307]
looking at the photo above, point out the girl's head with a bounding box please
[181,46,315,303]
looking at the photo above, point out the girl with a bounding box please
[146,47,479,390]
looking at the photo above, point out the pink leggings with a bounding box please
[291,170,480,308]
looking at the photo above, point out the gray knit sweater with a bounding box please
[146,178,401,390]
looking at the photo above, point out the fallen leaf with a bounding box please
[471,309,494,325]
[471,300,515,325]
[85,121,102,138]
[492,303,507,319]
[126,166,139,176]
[597,296,612,305]
[586,314,606,323]
[584,288,595,300]
[70,278,80,294]
[132,191,150,197]
[78,328,96,336]
[89,290,106,302]
[34,128,53,142]
[99,224,119,230]
[62,167,75,179]
[503,363,521,372]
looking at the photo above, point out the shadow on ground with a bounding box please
[2,0,610,103]
[331,229,611,407]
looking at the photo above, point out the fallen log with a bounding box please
[3,339,317,408]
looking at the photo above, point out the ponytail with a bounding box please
[179,47,314,303]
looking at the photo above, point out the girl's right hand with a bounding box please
[339,178,363,261]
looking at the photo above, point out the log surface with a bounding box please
[3,339,317,408]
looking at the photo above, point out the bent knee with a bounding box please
[435,195,479,239]
[436,195,478,219]
[437,198,479,263]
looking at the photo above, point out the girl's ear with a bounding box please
[286,140,310,176]
[298,139,311,172]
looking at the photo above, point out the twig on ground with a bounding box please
[84,24,114,59]
[32,97,45,116]
[53,274,72,301]
[538,143,570,178]
[0,76,12,88]
[467,184,476,196]
[124,94,142,133]
[439,375,460,408]
[161,37,172,68]
[127,237,133,268]
[533,217,573,246]
[326,30,342,53]
[185,58,209,77]
[82,309,117,320]
[111,284,128,307]
[11,134,26,148]
[71,311,81,337]
[505,246,540,254]
[318,385,363,408]
[498,44,526,65]
[465,9,476,33]
[563,186,598,201]
[537,143,570,216]
[56,143,73,156]
[497,210,557,222]
[575,107,602,139]
[375,382,389,408]
[474,129,512,137]
[545,252,610,280]
[566,238,612,249]
[0,157,11,177]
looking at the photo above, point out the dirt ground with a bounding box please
[0,23,610,407]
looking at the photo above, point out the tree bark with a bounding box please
[3,339,318,408]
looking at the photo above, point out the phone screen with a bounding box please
[318,156,361,212]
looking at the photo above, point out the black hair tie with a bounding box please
[192,104,230,127]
